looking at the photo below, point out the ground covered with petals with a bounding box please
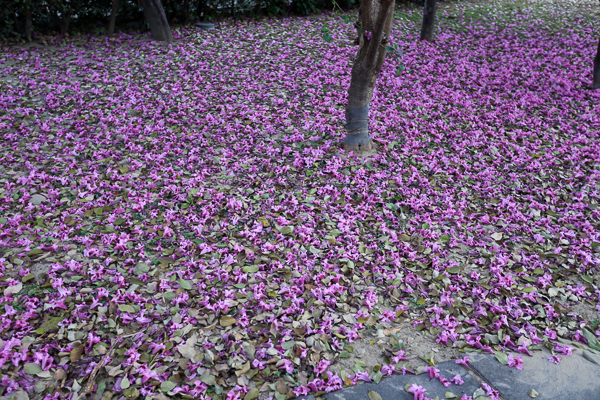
[1,0,600,399]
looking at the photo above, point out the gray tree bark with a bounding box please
[108,0,120,37]
[59,10,71,35]
[24,7,32,38]
[140,0,173,43]
[593,38,600,89]
[420,0,436,42]
[344,0,395,151]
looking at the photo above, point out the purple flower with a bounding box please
[279,359,294,374]
[455,356,470,370]
[451,374,464,385]
[293,385,310,396]
[401,365,415,375]
[314,359,331,375]
[423,365,440,379]
[408,384,427,400]
[392,350,408,363]
[381,364,396,376]
[353,370,371,382]
[517,341,532,357]
[482,382,500,400]
[507,354,523,370]
[573,330,587,344]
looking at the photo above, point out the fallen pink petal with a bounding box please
[0,0,599,398]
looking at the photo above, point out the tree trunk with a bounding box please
[420,0,436,42]
[344,0,395,151]
[108,0,120,37]
[59,10,71,35]
[593,37,600,89]
[24,7,32,39]
[140,0,174,43]
[196,0,203,20]
[183,0,190,24]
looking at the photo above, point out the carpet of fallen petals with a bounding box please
[0,0,599,399]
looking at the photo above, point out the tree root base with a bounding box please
[342,141,379,158]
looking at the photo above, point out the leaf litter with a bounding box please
[0,0,599,399]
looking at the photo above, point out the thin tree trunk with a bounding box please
[60,11,71,35]
[196,0,203,20]
[184,0,189,24]
[344,0,395,151]
[108,0,120,37]
[593,37,600,89]
[140,0,173,43]
[420,0,436,42]
[24,7,32,39]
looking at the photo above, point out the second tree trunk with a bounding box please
[140,0,174,43]
[420,0,437,42]
[593,37,600,89]
[108,0,120,37]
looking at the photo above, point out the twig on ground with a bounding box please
[80,327,148,398]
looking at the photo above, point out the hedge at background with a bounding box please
[1,0,389,39]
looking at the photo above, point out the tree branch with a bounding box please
[364,0,394,74]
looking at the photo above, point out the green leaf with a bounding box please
[280,226,294,235]
[445,392,457,399]
[220,316,237,327]
[244,389,259,400]
[163,292,176,301]
[581,275,593,284]
[329,229,342,237]
[160,381,177,392]
[118,304,135,313]
[121,377,130,390]
[494,352,508,365]
[368,391,383,400]
[23,363,42,375]
[582,329,600,351]
[522,287,537,293]
[35,316,63,335]
[133,262,150,275]
[27,248,43,256]
[372,371,383,384]
[180,279,192,290]
[440,235,450,242]
[323,32,333,43]
[200,370,217,385]
[447,266,460,274]
[339,351,351,358]
[242,265,259,273]
[281,341,296,350]
[385,202,398,211]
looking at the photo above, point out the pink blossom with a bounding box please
[451,374,464,385]
[314,359,331,375]
[455,356,470,370]
[408,384,427,400]
[507,354,523,370]
[482,383,500,400]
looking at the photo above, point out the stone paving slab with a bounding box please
[323,361,479,400]
[468,346,600,400]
